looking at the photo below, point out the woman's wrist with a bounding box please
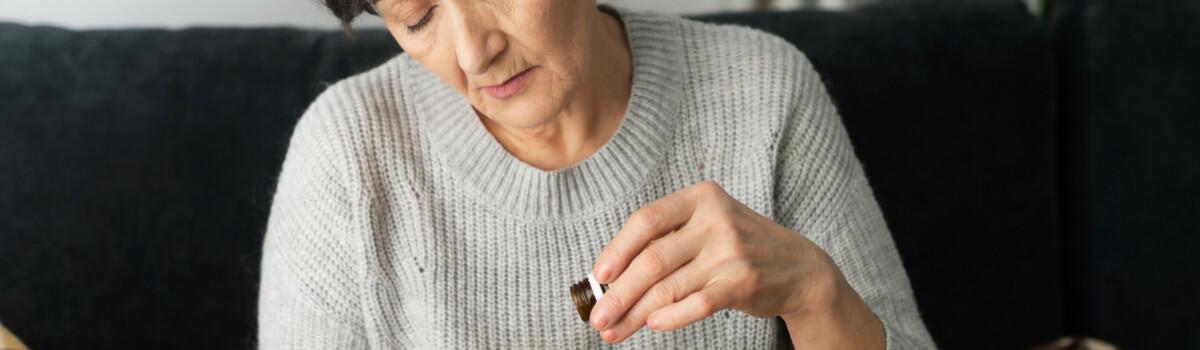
[780,243,886,349]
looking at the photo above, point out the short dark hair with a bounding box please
[319,0,378,35]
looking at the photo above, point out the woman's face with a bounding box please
[375,0,600,129]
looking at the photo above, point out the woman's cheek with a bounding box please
[396,33,464,93]
[394,33,435,57]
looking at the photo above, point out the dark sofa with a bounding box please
[1,0,1197,348]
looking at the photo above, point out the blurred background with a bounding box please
[2,0,1197,349]
[0,0,1047,28]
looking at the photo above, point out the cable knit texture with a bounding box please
[257,5,936,349]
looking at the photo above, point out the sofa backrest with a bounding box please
[0,24,401,349]
[1053,0,1200,348]
[699,1,1061,348]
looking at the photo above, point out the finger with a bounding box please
[646,282,735,332]
[590,228,703,330]
[600,261,707,344]
[593,184,704,283]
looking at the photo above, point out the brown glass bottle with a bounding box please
[569,275,609,322]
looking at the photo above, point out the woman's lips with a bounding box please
[483,67,534,100]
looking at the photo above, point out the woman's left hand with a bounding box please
[587,181,877,345]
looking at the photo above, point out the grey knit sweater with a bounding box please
[257,5,935,349]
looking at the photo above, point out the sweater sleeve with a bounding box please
[257,92,368,349]
[772,51,937,349]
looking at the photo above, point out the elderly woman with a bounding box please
[257,0,935,348]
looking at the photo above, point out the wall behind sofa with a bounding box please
[0,0,874,30]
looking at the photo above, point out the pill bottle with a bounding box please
[569,274,609,322]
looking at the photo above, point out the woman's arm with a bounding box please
[583,50,935,349]
[776,231,885,349]
[771,51,935,349]
[257,94,368,349]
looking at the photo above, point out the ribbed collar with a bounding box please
[402,6,685,219]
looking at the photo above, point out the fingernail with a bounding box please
[591,313,609,330]
[601,329,617,343]
[647,316,659,330]
[594,265,610,282]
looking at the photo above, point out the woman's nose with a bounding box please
[452,10,506,76]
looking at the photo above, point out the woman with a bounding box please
[257,0,936,348]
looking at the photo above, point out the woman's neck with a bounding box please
[480,8,632,171]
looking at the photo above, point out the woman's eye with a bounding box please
[406,6,437,33]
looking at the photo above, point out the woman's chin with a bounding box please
[477,97,562,130]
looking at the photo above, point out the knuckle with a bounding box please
[724,242,750,261]
[632,207,662,231]
[695,180,724,195]
[651,282,678,304]
[694,293,720,315]
[639,248,669,277]
[705,213,739,234]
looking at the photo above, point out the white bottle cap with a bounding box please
[587,273,605,301]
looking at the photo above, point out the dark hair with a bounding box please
[319,0,378,35]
